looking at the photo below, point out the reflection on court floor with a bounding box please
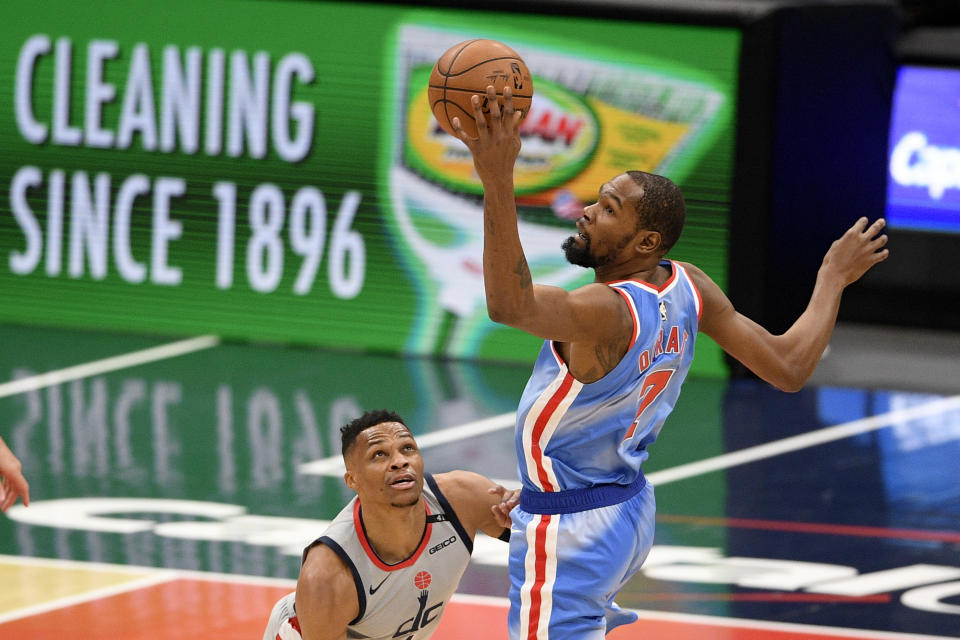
[0,325,958,638]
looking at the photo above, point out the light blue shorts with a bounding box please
[507,481,655,640]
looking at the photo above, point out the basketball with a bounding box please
[428,39,534,139]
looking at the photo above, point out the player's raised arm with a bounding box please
[452,86,630,345]
[295,544,358,640]
[691,217,889,392]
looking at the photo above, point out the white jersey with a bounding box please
[263,473,473,640]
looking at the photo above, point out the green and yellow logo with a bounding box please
[404,68,599,196]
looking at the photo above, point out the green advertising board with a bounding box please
[1,0,739,376]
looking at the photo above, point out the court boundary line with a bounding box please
[645,393,960,485]
[0,335,220,399]
[656,514,960,543]
[0,554,295,625]
[0,569,177,624]
[0,553,296,588]
[297,394,960,488]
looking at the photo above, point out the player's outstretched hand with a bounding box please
[0,438,29,513]
[488,484,521,529]
[451,85,523,185]
[820,217,889,288]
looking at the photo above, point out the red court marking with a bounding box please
[657,514,960,543]
[433,598,509,639]
[0,578,290,639]
[606,617,894,640]
[635,592,891,603]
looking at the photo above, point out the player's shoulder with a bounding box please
[431,470,500,537]
[298,541,359,634]
[571,281,625,301]
[673,261,717,292]
[432,470,491,499]
[673,260,706,279]
[301,540,355,586]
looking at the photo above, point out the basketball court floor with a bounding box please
[1,322,958,639]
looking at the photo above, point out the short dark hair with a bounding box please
[626,170,686,253]
[341,409,407,456]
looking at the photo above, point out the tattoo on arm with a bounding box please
[513,257,532,289]
[596,338,628,371]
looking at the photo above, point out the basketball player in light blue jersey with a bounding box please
[452,86,889,639]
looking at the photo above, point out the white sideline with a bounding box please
[298,395,960,487]
[0,335,220,399]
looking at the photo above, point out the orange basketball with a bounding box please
[428,39,534,139]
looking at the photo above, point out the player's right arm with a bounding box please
[295,543,359,640]
[689,217,888,392]
[452,86,632,346]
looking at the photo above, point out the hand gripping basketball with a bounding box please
[452,85,523,183]
[428,39,533,139]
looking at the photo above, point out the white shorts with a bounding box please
[262,592,302,640]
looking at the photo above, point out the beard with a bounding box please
[562,235,597,268]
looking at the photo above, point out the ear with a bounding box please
[634,230,662,255]
[343,468,358,491]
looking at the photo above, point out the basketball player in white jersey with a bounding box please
[263,409,519,640]
[452,87,889,638]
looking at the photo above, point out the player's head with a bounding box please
[341,410,424,508]
[562,171,685,268]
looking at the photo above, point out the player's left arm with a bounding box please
[433,471,518,540]
[687,217,888,392]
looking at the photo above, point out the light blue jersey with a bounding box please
[515,260,701,492]
[508,260,702,639]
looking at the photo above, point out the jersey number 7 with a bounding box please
[624,369,675,440]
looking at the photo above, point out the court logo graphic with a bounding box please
[393,571,443,639]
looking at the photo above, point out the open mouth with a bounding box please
[389,474,416,490]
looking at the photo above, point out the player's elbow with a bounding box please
[768,367,809,393]
[486,299,523,327]
[486,305,513,326]
[773,377,804,393]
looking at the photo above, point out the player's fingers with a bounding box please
[470,94,489,135]
[865,217,886,237]
[502,86,515,130]
[14,478,29,507]
[486,85,501,121]
[850,216,869,234]
[450,117,474,144]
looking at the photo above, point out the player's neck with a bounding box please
[361,499,427,564]
[595,254,668,286]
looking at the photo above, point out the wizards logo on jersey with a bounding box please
[393,572,443,639]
